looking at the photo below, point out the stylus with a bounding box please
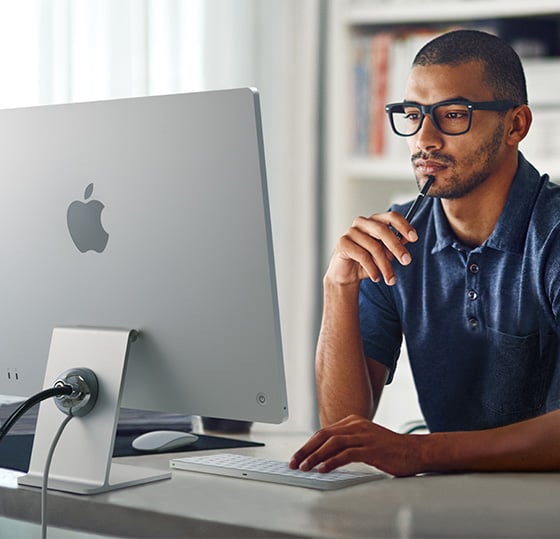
[394,175,435,239]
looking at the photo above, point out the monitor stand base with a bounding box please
[18,327,171,495]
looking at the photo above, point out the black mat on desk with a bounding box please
[0,432,263,473]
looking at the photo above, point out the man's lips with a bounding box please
[414,160,447,175]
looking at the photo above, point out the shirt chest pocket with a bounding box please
[482,327,553,416]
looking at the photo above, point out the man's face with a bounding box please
[405,61,507,199]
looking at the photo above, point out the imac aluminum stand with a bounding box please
[18,327,171,495]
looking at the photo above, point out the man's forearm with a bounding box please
[291,410,560,477]
[417,410,560,473]
[316,278,375,426]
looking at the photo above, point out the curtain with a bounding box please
[37,0,204,103]
[0,2,41,107]
[0,0,321,430]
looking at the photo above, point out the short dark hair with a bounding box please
[413,29,528,105]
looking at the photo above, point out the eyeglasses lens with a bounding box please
[391,103,471,136]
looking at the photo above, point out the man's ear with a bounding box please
[506,105,532,145]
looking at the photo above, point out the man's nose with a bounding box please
[414,113,444,153]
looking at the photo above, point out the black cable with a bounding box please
[0,386,72,442]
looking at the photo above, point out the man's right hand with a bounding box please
[326,211,419,287]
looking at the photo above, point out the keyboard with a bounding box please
[170,453,382,490]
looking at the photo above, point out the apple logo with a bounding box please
[67,183,109,253]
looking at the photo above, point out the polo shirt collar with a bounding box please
[431,153,543,255]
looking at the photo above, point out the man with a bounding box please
[290,29,560,477]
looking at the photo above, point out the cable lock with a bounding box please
[53,368,99,417]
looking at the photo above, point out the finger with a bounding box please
[377,211,419,244]
[338,232,388,283]
[290,416,372,470]
[297,433,359,472]
[316,447,362,473]
[295,416,378,471]
[289,429,331,469]
[343,224,404,285]
[363,214,415,266]
[352,215,414,268]
[289,418,357,470]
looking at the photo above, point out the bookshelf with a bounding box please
[323,0,560,431]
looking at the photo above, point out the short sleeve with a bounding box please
[358,278,403,383]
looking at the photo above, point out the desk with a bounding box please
[1,431,559,538]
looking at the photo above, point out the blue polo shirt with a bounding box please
[359,153,560,432]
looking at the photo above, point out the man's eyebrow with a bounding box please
[444,96,471,102]
[403,96,472,105]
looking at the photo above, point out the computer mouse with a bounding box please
[131,430,199,452]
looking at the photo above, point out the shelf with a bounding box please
[346,0,560,25]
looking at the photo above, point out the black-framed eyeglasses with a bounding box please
[385,99,519,137]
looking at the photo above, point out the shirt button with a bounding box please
[468,317,479,329]
[469,263,480,274]
[467,289,478,301]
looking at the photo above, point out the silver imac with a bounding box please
[0,88,288,493]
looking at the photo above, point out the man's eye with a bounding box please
[404,112,420,121]
[445,111,467,119]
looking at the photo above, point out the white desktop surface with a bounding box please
[1,431,560,538]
